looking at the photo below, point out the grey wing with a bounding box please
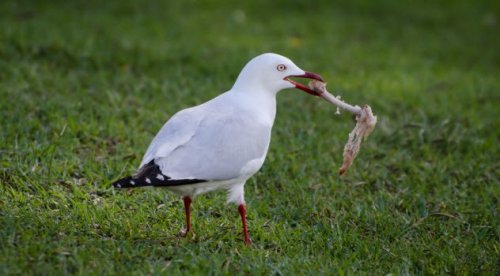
[154,111,272,181]
[140,107,203,168]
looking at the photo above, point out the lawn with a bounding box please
[0,0,498,274]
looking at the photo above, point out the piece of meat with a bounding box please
[309,80,377,175]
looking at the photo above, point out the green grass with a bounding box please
[1,0,499,274]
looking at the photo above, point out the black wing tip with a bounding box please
[111,177,122,188]
[112,176,131,188]
[112,160,208,188]
[158,178,207,186]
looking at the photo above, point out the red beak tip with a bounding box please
[305,72,324,82]
[285,71,324,96]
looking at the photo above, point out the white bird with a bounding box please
[112,53,323,245]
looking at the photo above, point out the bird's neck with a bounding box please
[228,87,277,125]
[232,78,265,93]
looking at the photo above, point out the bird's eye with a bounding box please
[277,64,287,71]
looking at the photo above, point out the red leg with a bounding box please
[238,204,252,245]
[182,196,192,237]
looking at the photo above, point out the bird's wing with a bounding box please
[140,106,203,168]
[140,101,271,181]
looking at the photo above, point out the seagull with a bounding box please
[112,53,323,245]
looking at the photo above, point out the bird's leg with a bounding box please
[181,196,192,237]
[238,204,252,245]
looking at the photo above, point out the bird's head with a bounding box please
[232,53,324,95]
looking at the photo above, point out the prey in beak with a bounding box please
[284,72,324,96]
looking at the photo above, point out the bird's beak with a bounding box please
[284,72,325,96]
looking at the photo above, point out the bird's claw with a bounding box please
[244,238,253,246]
[178,228,188,237]
[179,229,195,239]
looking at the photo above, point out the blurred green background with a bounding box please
[0,0,498,274]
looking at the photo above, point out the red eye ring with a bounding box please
[277,64,287,71]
